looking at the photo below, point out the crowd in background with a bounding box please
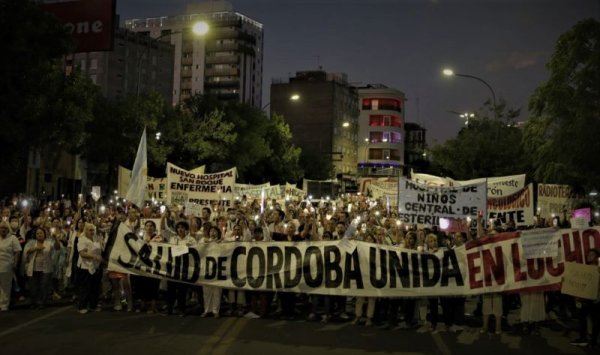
[0,192,598,348]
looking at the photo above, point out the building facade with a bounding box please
[66,28,175,102]
[404,122,428,173]
[124,1,263,107]
[357,84,406,177]
[271,70,359,177]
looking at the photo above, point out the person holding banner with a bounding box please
[224,223,248,317]
[165,221,196,317]
[570,248,600,348]
[353,233,380,326]
[135,220,162,314]
[201,226,223,318]
[0,220,21,311]
[76,223,104,314]
[109,207,139,312]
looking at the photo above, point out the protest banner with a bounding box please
[561,262,600,300]
[239,185,281,199]
[520,228,560,259]
[411,172,525,198]
[537,184,572,218]
[107,226,600,297]
[397,178,486,227]
[570,217,588,230]
[234,183,270,197]
[119,165,205,202]
[439,218,469,233]
[572,208,591,222]
[284,183,306,200]
[487,184,534,226]
[368,183,398,206]
[166,162,236,208]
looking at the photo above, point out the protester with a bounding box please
[201,226,222,318]
[77,223,104,314]
[0,220,21,311]
[570,248,600,347]
[23,227,60,309]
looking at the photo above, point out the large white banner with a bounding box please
[119,165,205,202]
[108,225,600,297]
[411,172,525,198]
[397,178,487,227]
[234,183,270,197]
[537,183,572,218]
[284,183,305,200]
[166,162,236,208]
[487,184,534,226]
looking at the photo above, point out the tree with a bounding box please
[431,100,530,179]
[181,94,302,183]
[299,148,334,181]
[0,1,98,195]
[84,92,166,187]
[524,18,600,192]
[249,114,303,184]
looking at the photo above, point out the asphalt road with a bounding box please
[0,299,596,355]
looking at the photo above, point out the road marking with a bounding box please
[431,332,451,355]
[196,317,237,355]
[0,306,71,338]
[456,328,479,345]
[212,318,249,355]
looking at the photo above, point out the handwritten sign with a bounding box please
[561,262,600,300]
[520,228,560,259]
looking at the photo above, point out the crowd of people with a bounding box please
[0,193,598,348]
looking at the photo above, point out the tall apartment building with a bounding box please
[404,122,428,172]
[271,70,359,177]
[357,84,406,177]
[124,1,263,107]
[66,28,175,102]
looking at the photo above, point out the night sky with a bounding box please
[117,0,600,145]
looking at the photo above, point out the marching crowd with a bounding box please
[0,193,598,348]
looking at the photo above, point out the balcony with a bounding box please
[205,67,239,76]
[205,55,239,65]
[204,80,239,89]
[206,42,239,52]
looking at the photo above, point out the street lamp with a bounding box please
[136,21,209,95]
[262,94,301,111]
[442,68,497,120]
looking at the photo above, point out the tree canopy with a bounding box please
[430,100,530,180]
[523,18,600,192]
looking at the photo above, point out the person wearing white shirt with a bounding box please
[201,226,223,318]
[165,221,196,316]
[23,227,60,308]
[223,223,249,316]
[77,223,104,314]
[0,221,22,311]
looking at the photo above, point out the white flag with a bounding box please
[125,128,148,208]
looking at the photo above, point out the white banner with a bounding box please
[166,162,236,208]
[397,178,487,227]
[411,172,525,198]
[284,183,305,200]
[107,226,600,297]
[520,228,560,259]
[240,185,281,199]
[488,184,534,226]
[537,184,572,218]
[234,183,270,196]
[119,164,205,203]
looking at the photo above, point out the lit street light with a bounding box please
[442,68,497,120]
[137,21,209,95]
[262,94,301,111]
